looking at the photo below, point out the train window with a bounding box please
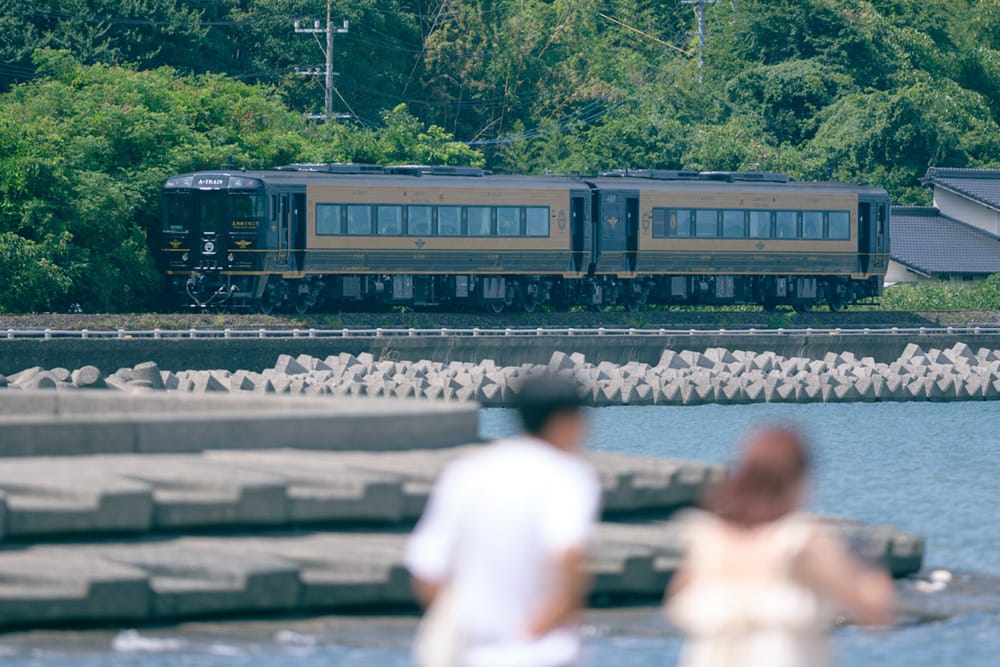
[526,207,550,237]
[497,207,521,236]
[346,205,373,235]
[315,204,343,235]
[467,207,492,236]
[163,194,194,232]
[229,194,266,219]
[438,206,462,236]
[671,209,692,237]
[828,211,850,239]
[722,210,745,238]
[271,195,278,221]
[377,205,403,235]
[652,209,667,238]
[802,211,824,239]
[749,210,771,238]
[200,195,223,233]
[407,206,432,236]
[775,211,798,239]
[694,209,718,237]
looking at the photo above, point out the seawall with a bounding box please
[3,328,1000,374]
[4,342,999,406]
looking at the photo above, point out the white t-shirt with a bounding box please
[406,436,601,667]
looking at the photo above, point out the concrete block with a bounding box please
[192,371,229,393]
[132,362,165,390]
[356,352,375,365]
[900,343,926,361]
[7,367,42,385]
[274,354,309,375]
[703,347,737,365]
[657,350,690,370]
[49,367,71,383]
[17,372,57,390]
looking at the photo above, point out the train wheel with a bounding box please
[793,303,811,314]
[489,302,505,314]
[762,300,778,313]
[522,299,538,313]
[256,298,274,315]
[294,294,310,315]
[827,298,844,313]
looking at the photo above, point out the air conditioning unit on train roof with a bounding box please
[699,171,792,183]
[599,169,703,180]
[385,165,491,177]
[273,163,384,174]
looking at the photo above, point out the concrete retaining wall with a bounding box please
[4,330,1000,373]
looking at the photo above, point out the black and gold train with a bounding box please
[159,165,890,313]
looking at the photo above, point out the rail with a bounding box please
[4,326,1000,340]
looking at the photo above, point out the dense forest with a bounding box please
[2,0,1000,311]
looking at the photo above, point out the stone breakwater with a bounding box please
[2,342,1000,406]
[0,391,924,630]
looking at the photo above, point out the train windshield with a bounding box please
[163,190,227,234]
[163,193,195,232]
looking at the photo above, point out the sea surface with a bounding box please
[3,402,998,666]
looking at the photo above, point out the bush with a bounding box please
[880,274,1000,311]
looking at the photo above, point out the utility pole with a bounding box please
[294,0,349,120]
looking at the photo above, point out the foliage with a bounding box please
[880,274,1000,311]
[4,2,1000,312]
[0,50,479,312]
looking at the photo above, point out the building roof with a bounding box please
[923,167,1000,211]
[891,206,1000,276]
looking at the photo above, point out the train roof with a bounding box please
[592,170,887,196]
[164,165,888,197]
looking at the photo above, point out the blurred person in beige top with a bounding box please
[665,426,894,667]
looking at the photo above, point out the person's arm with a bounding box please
[793,529,895,626]
[527,547,589,637]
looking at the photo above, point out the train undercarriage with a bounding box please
[172,272,882,314]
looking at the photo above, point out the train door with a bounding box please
[277,193,291,266]
[571,194,588,273]
[594,189,637,273]
[857,201,872,274]
[293,192,306,271]
[874,201,888,268]
[625,195,639,273]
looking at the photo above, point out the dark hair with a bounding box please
[515,373,585,435]
[707,426,810,527]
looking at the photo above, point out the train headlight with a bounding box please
[228,253,235,262]
[182,252,189,262]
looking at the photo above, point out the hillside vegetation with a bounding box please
[1,0,999,312]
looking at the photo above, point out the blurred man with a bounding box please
[406,374,601,667]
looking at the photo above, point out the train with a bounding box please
[158,165,890,313]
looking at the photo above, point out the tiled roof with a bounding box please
[923,167,1000,211]
[891,206,1000,276]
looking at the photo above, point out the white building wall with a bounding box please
[885,260,922,284]
[933,187,1000,235]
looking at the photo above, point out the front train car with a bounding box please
[159,172,267,307]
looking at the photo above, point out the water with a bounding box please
[3,402,998,666]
